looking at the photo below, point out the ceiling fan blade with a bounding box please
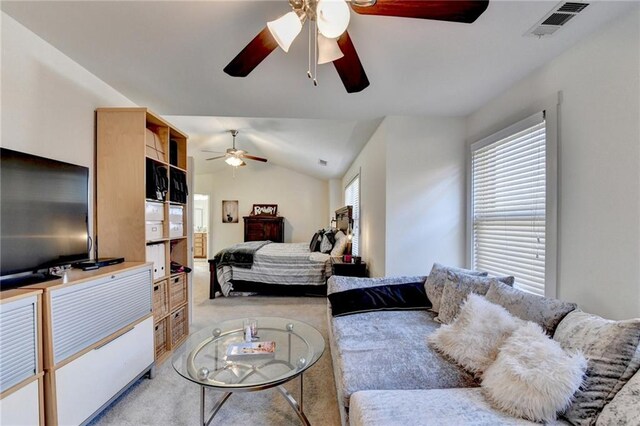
[350,1,489,24]
[333,32,369,94]
[242,154,268,163]
[205,155,227,161]
[223,27,279,77]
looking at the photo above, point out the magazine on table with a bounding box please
[226,341,276,360]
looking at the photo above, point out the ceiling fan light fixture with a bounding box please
[317,33,344,64]
[316,0,350,39]
[267,11,303,52]
[225,156,244,167]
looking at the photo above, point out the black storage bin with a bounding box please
[169,168,188,204]
[169,139,178,167]
[146,158,168,201]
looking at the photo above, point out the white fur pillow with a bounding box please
[482,321,587,423]
[428,294,522,375]
[330,231,348,256]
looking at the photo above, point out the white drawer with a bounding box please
[145,201,164,221]
[169,205,183,223]
[0,379,41,426]
[55,317,154,426]
[169,222,184,238]
[146,221,164,241]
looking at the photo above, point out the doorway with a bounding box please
[193,194,209,259]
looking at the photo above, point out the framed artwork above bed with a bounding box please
[252,204,278,216]
[222,200,239,223]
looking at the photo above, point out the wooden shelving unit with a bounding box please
[96,107,190,365]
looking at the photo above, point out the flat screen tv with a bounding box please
[1,148,90,286]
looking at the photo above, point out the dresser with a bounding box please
[243,216,284,242]
[194,233,207,258]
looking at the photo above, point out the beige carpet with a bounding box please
[91,261,341,425]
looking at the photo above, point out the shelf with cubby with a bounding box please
[96,107,190,366]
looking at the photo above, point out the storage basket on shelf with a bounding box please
[170,306,188,347]
[153,280,169,318]
[154,318,169,360]
[169,274,187,310]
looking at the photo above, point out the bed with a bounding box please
[208,206,352,298]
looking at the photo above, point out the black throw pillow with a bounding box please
[309,230,324,252]
[328,282,431,317]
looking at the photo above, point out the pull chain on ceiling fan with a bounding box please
[203,130,268,168]
[224,0,489,93]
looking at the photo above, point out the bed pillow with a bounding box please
[330,231,348,256]
[424,263,488,313]
[428,294,523,375]
[553,311,640,426]
[320,232,335,253]
[485,280,577,336]
[309,230,324,252]
[436,272,514,324]
[328,282,430,317]
[482,321,587,423]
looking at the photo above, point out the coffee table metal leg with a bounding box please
[201,386,232,426]
[275,373,310,426]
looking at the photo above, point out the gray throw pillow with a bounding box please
[485,281,577,336]
[424,263,487,313]
[553,311,640,426]
[436,272,514,324]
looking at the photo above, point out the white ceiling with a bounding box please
[2,0,636,178]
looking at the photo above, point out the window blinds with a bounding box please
[472,115,546,296]
[345,175,360,256]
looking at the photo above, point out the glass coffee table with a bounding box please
[172,317,325,426]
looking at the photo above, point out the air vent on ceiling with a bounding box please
[525,1,589,38]
[318,159,328,166]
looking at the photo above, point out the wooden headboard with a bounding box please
[335,206,352,233]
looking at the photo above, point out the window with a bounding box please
[344,175,360,256]
[471,113,548,296]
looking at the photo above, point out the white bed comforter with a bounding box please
[216,242,331,296]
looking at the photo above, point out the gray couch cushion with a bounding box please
[553,311,640,426]
[330,310,477,407]
[424,263,487,313]
[485,281,577,336]
[596,366,640,426]
[349,389,556,426]
[437,273,514,324]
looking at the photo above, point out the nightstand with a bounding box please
[331,257,368,277]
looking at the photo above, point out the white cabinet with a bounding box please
[31,262,154,426]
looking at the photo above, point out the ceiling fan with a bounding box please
[203,130,268,167]
[224,0,490,93]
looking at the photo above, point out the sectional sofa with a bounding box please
[327,268,640,426]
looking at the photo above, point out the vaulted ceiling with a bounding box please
[2,1,635,178]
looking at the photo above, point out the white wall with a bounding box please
[1,13,136,248]
[342,121,387,277]
[385,116,467,276]
[342,116,468,278]
[466,9,640,319]
[195,163,329,255]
